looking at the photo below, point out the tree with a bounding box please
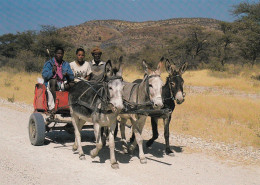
[231,1,260,23]
[166,26,212,68]
[134,45,164,69]
[233,20,260,66]
[231,1,260,66]
[16,31,36,51]
[0,31,36,58]
[214,22,236,66]
[0,33,18,57]
[32,25,71,57]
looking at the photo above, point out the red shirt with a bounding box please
[53,58,63,82]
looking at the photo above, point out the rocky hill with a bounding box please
[60,18,221,53]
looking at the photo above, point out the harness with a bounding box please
[122,74,161,111]
[76,76,123,113]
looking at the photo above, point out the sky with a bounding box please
[0,0,255,35]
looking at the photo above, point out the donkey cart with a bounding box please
[28,82,170,146]
[28,83,93,146]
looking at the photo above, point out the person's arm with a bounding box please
[64,62,74,81]
[42,60,54,81]
[84,62,92,81]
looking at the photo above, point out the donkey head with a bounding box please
[104,59,124,112]
[165,59,187,104]
[142,58,164,109]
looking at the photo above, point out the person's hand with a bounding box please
[63,72,68,77]
[52,65,57,74]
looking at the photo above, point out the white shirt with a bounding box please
[70,61,92,81]
[91,60,105,66]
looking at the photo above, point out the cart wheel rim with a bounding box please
[29,120,36,139]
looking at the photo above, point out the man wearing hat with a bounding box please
[89,47,110,81]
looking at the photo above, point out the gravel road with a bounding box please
[0,99,259,185]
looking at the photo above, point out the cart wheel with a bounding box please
[28,113,46,146]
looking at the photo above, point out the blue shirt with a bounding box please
[42,57,74,87]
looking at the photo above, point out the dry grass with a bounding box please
[183,69,260,93]
[169,95,260,147]
[0,66,259,148]
[0,69,39,104]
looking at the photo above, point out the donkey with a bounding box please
[68,61,124,169]
[119,59,164,164]
[130,59,187,156]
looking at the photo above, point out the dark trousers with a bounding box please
[49,79,75,101]
[49,79,58,101]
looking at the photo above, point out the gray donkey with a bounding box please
[129,59,187,156]
[119,59,164,164]
[68,61,124,169]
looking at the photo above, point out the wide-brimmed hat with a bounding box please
[91,47,102,54]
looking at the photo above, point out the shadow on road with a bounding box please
[43,130,184,165]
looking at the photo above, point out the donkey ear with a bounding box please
[105,60,112,76]
[165,59,173,74]
[116,67,123,77]
[179,62,188,74]
[142,60,149,74]
[156,60,163,75]
[117,63,123,77]
[115,56,123,76]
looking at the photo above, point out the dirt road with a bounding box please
[0,101,259,185]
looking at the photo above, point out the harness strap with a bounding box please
[129,83,137,102]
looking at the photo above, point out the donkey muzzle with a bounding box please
[175,91,185,104]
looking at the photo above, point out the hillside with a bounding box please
[60,18,221,53]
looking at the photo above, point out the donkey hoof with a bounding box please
[140,158,147,164]
[166,149,175,157]
[90,150,96,159]
[168,152,175,157]
[72,147,77,152]
[79,155,86,160]
[111,162,119,169]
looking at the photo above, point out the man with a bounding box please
[42,47,74,100]
[88,47,110,81]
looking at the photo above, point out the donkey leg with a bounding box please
[164,115,174,156]
[146,117,159,148]
[131,118,147,164]
[128,125,137,154]
[119,118,128,154]
[72,119,85,152]
[71,116,85,160]
[109,123,119,169]
[90,123,102,158]
[72,137,78,152]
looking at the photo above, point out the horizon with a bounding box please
[0,0,255,36]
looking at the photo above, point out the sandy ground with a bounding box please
[0,102,259,185]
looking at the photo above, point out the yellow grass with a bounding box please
[183,69,260,93]
[170,95,260,147]
[0,66,259,148]
[0,70,40,104]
